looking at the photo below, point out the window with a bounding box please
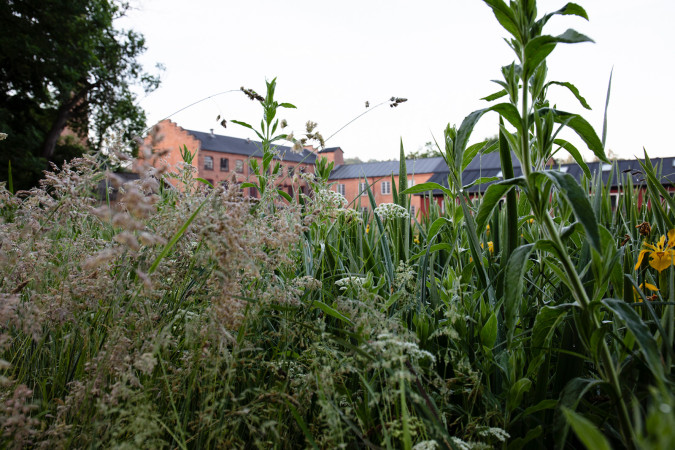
[288,166,295,177]
[409,179,415,187]
[411,205,415,216]
[220,158,229,171]
[299,166,306,174]
[204,156,214,170]
[337,184,346,196]
[250,187,258,198]
[359,182,368,196]
[381,181,391,195]
[235,159,244,173]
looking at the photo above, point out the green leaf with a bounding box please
[463,176,500,190]
[546,81,591,109]
[455,103,522,172]
[276,189,292,202]
[539,170,601,253]
[504,244,535,346]
[561,407,611,450]
[240,182,257,189]
[313,300,353,325]
[507,378,532,411]
[553,138,590,178]
[554,378,606,449]
[602,69,613,149]
[481,312,498,349]
[195,177,213,188]
[401,182,452,197]
[523,30,593,79]
[483,0,521,42]
[475,178,526,235]
[538,108,607,163]
[532,304,574,350]
[231,119,254,130]
[278,102,297,109]
[481,89,508,101]
[602,298,665,381]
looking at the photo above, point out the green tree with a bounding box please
[0,0,160,189]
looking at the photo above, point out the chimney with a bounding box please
[210,128,215,137]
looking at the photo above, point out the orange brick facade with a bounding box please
[143,120,315,197]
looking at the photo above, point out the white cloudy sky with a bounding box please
[121,0,675,162]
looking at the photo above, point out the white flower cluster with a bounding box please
[413,441,439,450]
[315,188,348,209]
[477,427,510,442]
[366,333,435,363]
[374,203,409,221]
[335,276,366,290]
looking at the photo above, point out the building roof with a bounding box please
[319,147,342,154]
[415,156,675,195]
[329,157,447,180]
[186,129,317,164]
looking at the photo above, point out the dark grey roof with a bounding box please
[329,157,447,180]
[187,129,317,164]
[414,157,675,195]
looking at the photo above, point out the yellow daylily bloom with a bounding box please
[635,229,675,272]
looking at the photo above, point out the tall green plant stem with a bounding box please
[517,50,635,447]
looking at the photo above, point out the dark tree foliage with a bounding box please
[0,0,160,189]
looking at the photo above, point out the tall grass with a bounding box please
[1,1,674,448]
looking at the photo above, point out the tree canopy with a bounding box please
[0,0,160,189]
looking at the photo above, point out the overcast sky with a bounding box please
[121,0,675,162]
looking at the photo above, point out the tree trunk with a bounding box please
[41,86,90,159]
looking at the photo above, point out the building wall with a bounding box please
[142,120,314,196]
[331,172,436,220]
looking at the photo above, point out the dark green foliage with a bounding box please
[0,0,160,190]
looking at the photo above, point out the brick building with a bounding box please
[143,120,319,198]
[328,157,447,218]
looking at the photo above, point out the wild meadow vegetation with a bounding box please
[1,1,674,448]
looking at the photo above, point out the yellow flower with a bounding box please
[486,224,490,235]
[633,282,659,303]
[529,218,534,224]
[366,224,370,234]
[413,235,420,244]
[480,241,494,254]
[635,230,675,272]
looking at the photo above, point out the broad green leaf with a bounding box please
[278,102,297,109]
[532,303,574,350]
[507,378,532,411]
[483,0,521,42]
[561,407,611,450]
[481,312,498,348]
[602,298,665,382]
[537,108,607,163]
[523,30,593,79]
[462,140,497,172]
[475,178,525,233]
[455,103,522,171]
[539,170,601,253]
[401,182,452,197]
[546,81,591,109]
[240,182,257,189]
